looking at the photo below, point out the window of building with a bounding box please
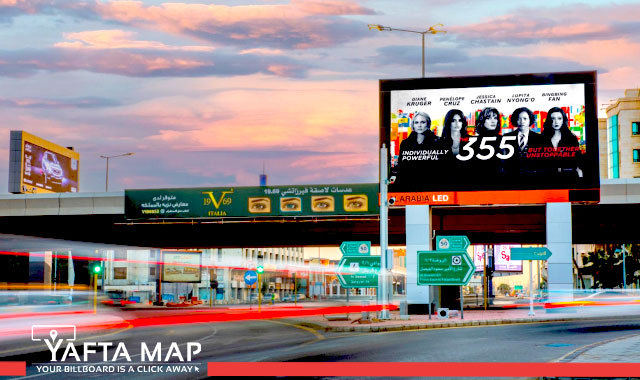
[114,267,127,279]
[633,122,640,135]
[634,149,640,163]
[114,250,127,261]
[149,267,156,277]
[608,116,620,178]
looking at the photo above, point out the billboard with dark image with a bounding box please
[9,131,80,194]
[380,72,600,205]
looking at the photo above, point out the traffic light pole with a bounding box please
[293,272,297,306]
[93,273,98,314]
[258,273,262,313]
[92,263,101,314]
[528,260,535,316]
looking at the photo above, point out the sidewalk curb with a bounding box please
[288,315,608,333]
[555,332,640,363]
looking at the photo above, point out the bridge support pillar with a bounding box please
[546,202,574,312]
[405,205,435,314]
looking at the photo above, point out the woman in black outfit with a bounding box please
[470,107,504,185]
[541,107,583,179]
[440,109,470,158]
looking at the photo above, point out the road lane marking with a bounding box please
[263,319,325,341]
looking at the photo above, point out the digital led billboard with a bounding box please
[380,72,600,205]
[9,131,80,194]
[162,250,202,283]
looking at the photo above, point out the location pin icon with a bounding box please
[49,329,58,341]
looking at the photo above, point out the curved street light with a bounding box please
[100,152,134,192]
[368,23,446,78]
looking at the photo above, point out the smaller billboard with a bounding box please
[162,250,202,283]
[473,245,487,272]
[494,244,522,272]
[9,131,80,194]
[473,245,523,273]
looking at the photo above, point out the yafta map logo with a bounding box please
[32,324,76,361]
[31,324,202,374]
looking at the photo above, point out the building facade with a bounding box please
[605,88,640,179]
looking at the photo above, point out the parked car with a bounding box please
[282,293,306,301]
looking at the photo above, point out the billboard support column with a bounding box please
[546,202,573,313]
[379,145,390,320]
[405,205,432,314]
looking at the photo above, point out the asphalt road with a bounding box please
[6,312,640,380]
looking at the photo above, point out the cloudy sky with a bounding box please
[1,0,638,193]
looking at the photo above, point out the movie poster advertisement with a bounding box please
[381,72,599,198]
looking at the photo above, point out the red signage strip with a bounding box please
[388,189,572,205]
[208,362,640,377]
[0,362,26,376]
[456,189,570,205]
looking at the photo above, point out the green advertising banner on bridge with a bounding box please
[125,183,379,219]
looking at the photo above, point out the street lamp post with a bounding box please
[368,24,446,78]
[100,153,134,192]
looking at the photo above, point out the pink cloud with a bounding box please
[239,48,284,55]
[450,3,640,45]
[600,66,640,91]
[0,47,309,78]
[90,1,371,49]
[527,39,640,69]
[134,77,378,152]
[291,0,375,15]
[55,29,214,51]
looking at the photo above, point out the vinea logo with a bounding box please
[32,324,202,373]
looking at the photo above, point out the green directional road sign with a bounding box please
[510,247,552,261]
[417,251,474,286]
[339,241,371,256]
[436,235,470,251]
[337,256,380,288]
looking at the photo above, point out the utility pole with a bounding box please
[379,145,390,320]
[368,24,446,78]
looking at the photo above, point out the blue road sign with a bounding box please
[244,270,258,285]
[510,247,552,261]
